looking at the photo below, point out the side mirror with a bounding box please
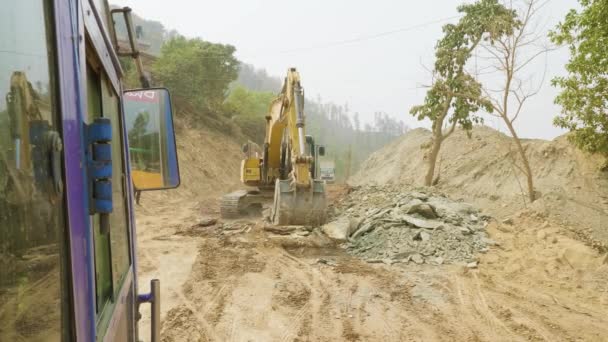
[241,143,249,154]
[318,146,326,156]
[123,88,180,191]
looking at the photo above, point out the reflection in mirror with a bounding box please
[123,88,179,191]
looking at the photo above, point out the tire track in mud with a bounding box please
[139,245,222,341]
[273,253,322,341]
[158,212,608,342]
[279,301,312,342]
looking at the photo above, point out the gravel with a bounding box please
[330,185,492,265]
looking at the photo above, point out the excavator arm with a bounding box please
[265,68,326,225]
[265,69,312,188]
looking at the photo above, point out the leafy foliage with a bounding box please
[411,0,519,132]
[236,64,282,93]
[223,86,275,142]
[152,36,239,114]
[550,0,608,157]
[410,0,519,186]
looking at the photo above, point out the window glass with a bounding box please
[92,0,111,36]
[87,62,113,312]
[101,73,131,291]
[0,1,69,340]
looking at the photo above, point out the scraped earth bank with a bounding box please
[350,126,608,248]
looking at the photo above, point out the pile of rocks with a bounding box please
[325,185,495,265]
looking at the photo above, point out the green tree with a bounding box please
[223,86,275,143]
[152,36,239,114]
[479,0,551,203]
[411,0,519,186]
[550,0,608,162]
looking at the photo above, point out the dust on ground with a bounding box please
[137,124,608,341]
[156,186,608,341]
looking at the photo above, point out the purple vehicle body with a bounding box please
[0,0,174,340]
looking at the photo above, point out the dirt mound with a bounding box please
[332,185,492,265]
[350,126,608,246]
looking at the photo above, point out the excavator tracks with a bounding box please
[220,190,269,219]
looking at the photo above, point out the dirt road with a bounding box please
[135,192,607,342]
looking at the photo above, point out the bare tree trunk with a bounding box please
[425,131,443,186]
[505,122,535,202]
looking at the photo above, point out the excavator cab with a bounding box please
[305,135,325,180]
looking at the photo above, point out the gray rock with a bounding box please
[321,217,353,241]
[351,221,375,239]
[411,253,424,264]
[382,258,394,265]
[410,192,429,201]
[413,231,431,241]
[334,185,491,267]
[263,225,297,234]
[481,237,500,246]
[466,261,478,269]
[349,217,363,233]
[401,215,442,230]
[407,202,438,219]
[197,218,218,227]
[459,227,472,235]
[502,217,514,225]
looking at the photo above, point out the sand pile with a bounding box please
[349,126,608,247]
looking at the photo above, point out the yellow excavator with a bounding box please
[221,68,327,226]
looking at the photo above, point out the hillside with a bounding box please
[350,126,608,247]
[136,116,243,207]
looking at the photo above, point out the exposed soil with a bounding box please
[157,210,608,342]
[134,120,245,341]
[136,124,608,341]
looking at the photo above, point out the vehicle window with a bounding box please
[86,43,131,317]
[87,62,114,313]
[101,73,131,291]
[92,0,111,35]
[0,1,70,341]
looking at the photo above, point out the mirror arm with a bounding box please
[111,7,151,88]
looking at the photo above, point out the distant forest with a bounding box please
[123,10,408,181]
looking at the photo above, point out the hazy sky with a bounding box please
[111,0,578,140]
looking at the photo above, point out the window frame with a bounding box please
[82,1,138,340]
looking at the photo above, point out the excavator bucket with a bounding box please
[271,179,327,226]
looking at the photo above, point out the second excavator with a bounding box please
[221,68,327,226]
